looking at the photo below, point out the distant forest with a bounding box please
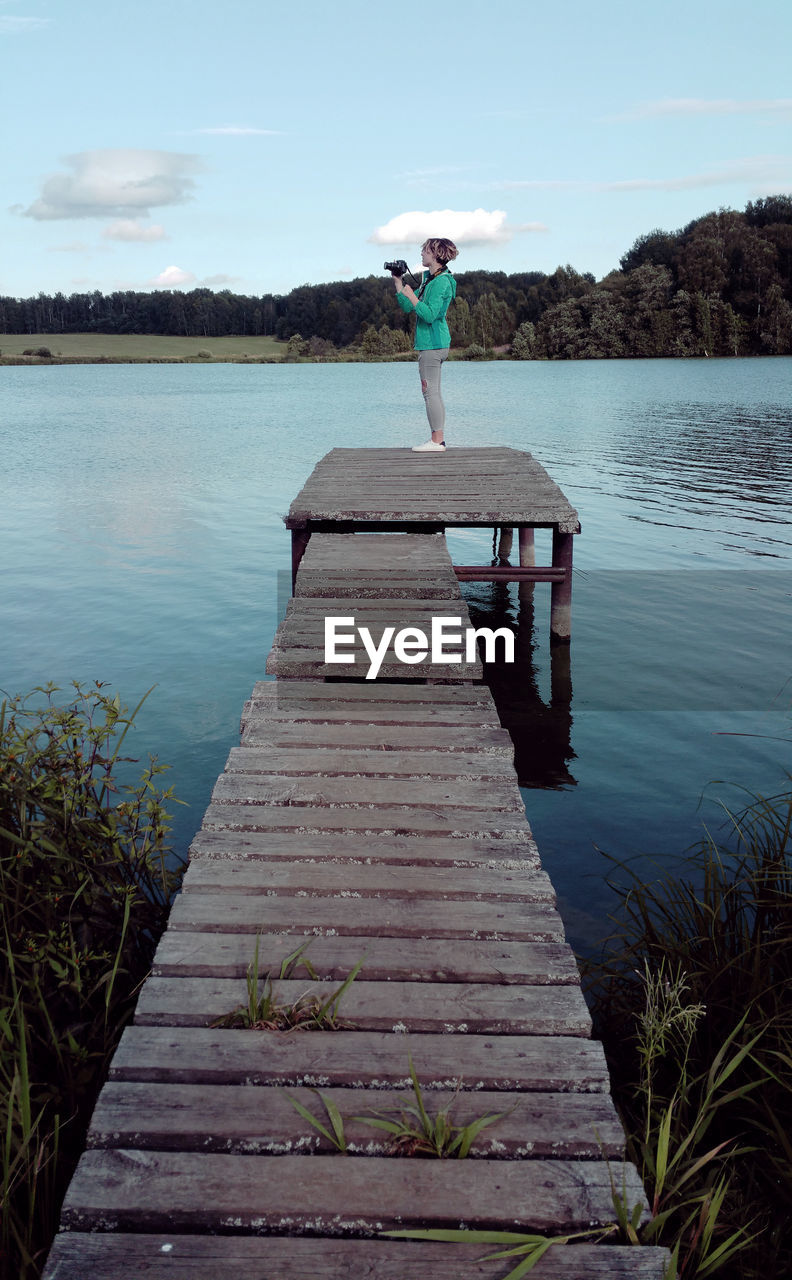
[3,196,792,359]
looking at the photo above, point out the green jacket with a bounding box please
[396,269,457,350]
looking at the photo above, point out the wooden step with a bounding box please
[43,1234,673,1279]
[187,829,539,866]
[59,1150,649,1236]
[110,1027,612,1091]
[152,933,579,985]
[166,892,567,942]
[133,978,592,1036]
[86,1081,626,1158]
[180,858,555,902]
[209,772,524,813]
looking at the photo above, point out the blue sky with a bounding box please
[3,0,791,299]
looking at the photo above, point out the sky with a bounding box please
[3,0,792,300]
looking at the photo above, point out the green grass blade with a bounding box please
[320,1093,347,1153]
[284,1093,335,1147]
[455,1110,508,1158]
[314,955,364,1024]
[354,1116,402,1135]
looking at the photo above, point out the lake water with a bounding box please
[2,357,791,951]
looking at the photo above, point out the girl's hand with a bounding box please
[393,275,404,293]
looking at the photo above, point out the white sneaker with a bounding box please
[411,439,446,452]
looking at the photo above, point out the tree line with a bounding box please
[2,195,791,358]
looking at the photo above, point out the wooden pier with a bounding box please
[287,447,581,641]
[43,449,670,1278]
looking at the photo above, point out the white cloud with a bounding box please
[0,16,50,33]
[622,98,792,120]
[103,219,168,242]
[150,265,196,287]
[369,208,544,246]
[22,150,203,220]
[498,157,792,194]
[193,125,282,136]
[201,273,242,286]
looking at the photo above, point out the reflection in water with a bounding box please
[2,358,790,949]
[463,580,576,790]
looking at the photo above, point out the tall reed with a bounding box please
[584,784,792,1278]
[0,683,183,1280]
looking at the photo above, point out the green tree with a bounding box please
[284,333,308,360]
[450,296,472,347]
[759,283,792,353]
[471,292,514,347]
[511,320,536,359]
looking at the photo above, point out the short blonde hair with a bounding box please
[422,237,459,265]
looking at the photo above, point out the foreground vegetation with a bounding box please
[2,680,788,1276]
[0,684,182,1280]
[2,194,791,359]
[584,785,792,1278]
[388,785,792,1277]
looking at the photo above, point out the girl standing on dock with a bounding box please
[393,237,458,452]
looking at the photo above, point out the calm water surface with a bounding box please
[2,358,791,950]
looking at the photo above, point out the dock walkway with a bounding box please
[286,446,581,640]
[44,452,670,1278]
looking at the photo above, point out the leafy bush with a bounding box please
[0,683,183,1279]
[584,785,792,1278]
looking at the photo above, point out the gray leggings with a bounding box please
[418,347,450,435]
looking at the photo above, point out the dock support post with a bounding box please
[291,529,310,592]
[497,526,513,561]
[518,527,536,567]
[550,529,573,643]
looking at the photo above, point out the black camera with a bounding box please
[384,259,408,277]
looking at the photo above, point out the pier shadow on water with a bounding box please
[462,578,577,791]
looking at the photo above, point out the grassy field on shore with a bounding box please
[0,333,284,361]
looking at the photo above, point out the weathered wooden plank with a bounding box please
[87,1082,626,1157]
[295,564,458,580]
[292,506,574,524]
[296,491,569,504]
[187,829,539,865]
[152,933,579,984]
[180,858,554,902]
[43,1234,671,1280]
[271,622,483,659]
[200,802,532,838]
[284,597,480,617]
[60,1150,646,1234]
[294,568,460,584]
[224,745,516,778]
[167,893,565,942]
[241,721,513,751]
[110,1027,613,1091]
[295,578,461,598]
[210,774,524,813]
[296,482,568,496]
[276,610,477,639]
[300,531,452,553]
[134,978,591,1036]
[246,678,492,703]
[298,531,452,552]
[267,652,482,681]
[242,699,502,726]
